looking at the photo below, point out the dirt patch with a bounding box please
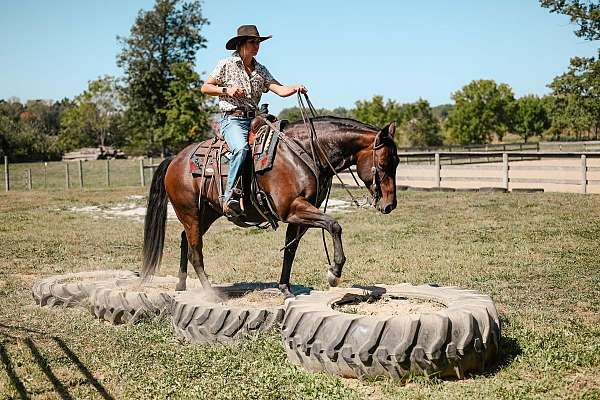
[335,295,445,316]
[223,289,284,308]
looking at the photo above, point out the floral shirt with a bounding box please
[208,52,276,112]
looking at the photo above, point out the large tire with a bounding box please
[282,284,500,380]
[171,284,289,343]
[88,275,201,325]
[32,270,138,307]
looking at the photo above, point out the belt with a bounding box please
[225,109,256,118]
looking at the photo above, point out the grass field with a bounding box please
[0,187,599,399]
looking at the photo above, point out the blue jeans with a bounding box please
[220,114,252,201]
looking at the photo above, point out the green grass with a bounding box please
[0,187,599,399]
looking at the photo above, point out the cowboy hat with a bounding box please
[225,25,272,50]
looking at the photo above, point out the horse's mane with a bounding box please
[286,115,380,132]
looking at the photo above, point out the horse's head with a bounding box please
[356,122,399,214]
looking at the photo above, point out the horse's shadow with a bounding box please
[217,281,313,296]
[0,323,114,400]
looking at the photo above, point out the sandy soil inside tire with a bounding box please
[334,295,445,316]
[222,289,285,308]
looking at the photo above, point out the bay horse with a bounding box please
[141,116,400,298]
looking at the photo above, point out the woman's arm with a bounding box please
[268,80,307,97]
[201,77,245,97]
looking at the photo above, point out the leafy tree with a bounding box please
[117,0,208,154]
[157,62,214,152]
[277,106,350,122]
[351,95,404,128]
[446,80,515,144]
[0,98,66,161]
[59,76,126,151]
[540,0,600,41]
[397,99,442,147]
[513,95,550,142]
[547,52,600,139]
[431,104,455,122]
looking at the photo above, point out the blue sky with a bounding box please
[0,1,597,114]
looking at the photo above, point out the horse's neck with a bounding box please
[318,129,375,173]
[284,123,376,173]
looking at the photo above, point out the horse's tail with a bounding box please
[141,157,174,280]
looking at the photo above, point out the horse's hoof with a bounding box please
[279,284,295,299]
[327,270,341,287]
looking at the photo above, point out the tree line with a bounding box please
[0,0,597,162]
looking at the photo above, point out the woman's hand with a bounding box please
[293,84,308,94]
[226,86,246,97]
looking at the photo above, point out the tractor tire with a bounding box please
[32,270,138,307]
[282,284,500,380]
[171,284,289,343]
[88,275,201,325]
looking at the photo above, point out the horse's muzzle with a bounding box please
[378,200,396,214]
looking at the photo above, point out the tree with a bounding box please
[547,51,600,139]
[446,80,515,144]
[117,0,208,154]
[351,95,404,128]
[397,99,442,147]
[59,76,126,151]
[157,62,214,152]
[513,95,550,142]
[277,106,350,122]
[540,0,600,41]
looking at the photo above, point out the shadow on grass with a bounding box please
[488,335,522,373]
[0,343,30,400]
[0,324,114,400]
[224,281,313,296]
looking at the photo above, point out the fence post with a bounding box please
[65,163,70,189]
[4,156,9,192]
[106,159,110,187]
[434,153,440,188]
[502,153,509,190]
[43,162,47,188]
[139,159,145,187]
[78,160,84,188]
[581,155,587,194]
[26,169,32,190]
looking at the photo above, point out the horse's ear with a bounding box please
[382,122,396,140]
[376,122,396,145]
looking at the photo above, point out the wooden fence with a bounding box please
[1,156,162,192]
[393,152,600,194]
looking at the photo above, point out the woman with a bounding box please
[201,25,307,217]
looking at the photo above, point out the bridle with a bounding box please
[370,140,385,204]
[296,93,385,208]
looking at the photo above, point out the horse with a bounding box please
[141,116,400,298]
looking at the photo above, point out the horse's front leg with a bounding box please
[285,198,346,287]
[279,224,309,298]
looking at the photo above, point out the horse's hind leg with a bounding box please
[279,224,308,298]
[176,231,188,291]
[184,207,220,290]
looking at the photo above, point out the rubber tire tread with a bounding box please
[171,288,286,343]
[87,275,186,324]
[282,284,501,380]
[32,270,138,307]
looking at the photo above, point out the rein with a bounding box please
[290,93,381,264]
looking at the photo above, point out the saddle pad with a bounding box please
[189,143,230,177]
[188,120,285,178]
[252,122,281,173]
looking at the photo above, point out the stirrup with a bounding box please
[223,198,243,218]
